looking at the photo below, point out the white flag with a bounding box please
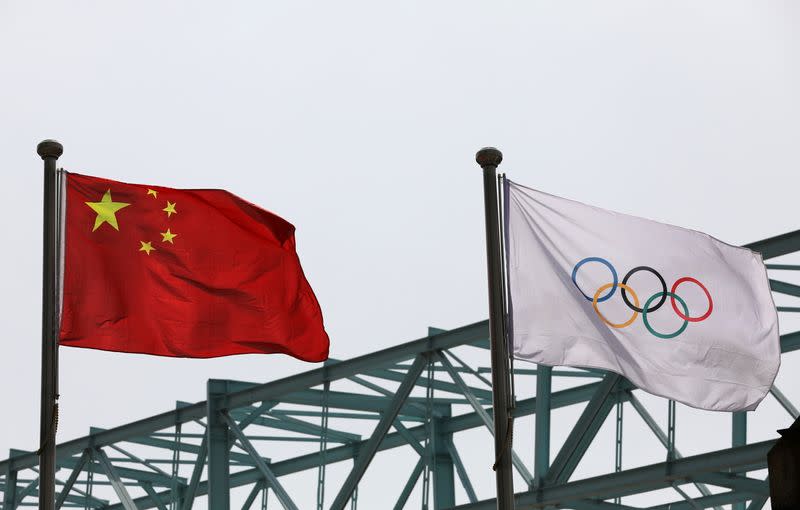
[504,180,780,411]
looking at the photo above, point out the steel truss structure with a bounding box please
[2,230,800,510]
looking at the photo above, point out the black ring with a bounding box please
[621,266,667,313]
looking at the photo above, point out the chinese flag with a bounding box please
[59,172,329,362]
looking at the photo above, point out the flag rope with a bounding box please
[493,172,517,473]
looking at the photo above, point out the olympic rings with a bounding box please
[593,283,639,328]
[670,277,713,322]
[622,266,666,313]
[571,257,712,339]
[643,292,689,339]
[572,257,617,302]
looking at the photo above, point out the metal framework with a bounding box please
[2,230,799,509]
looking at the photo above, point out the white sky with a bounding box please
[1,2,798,509]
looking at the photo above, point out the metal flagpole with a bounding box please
[476,147,515,509]
[37,139,63,510]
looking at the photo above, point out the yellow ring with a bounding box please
[593,283,639,329]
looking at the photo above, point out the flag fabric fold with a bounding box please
[504,179,779,411]
[59,172,329,362]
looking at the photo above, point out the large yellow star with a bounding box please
[160,229,178,244]
[163,201,177,217]
[85,190,130,232]
[139,241,155,255]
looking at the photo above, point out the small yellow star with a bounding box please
[85,190,130,232]
[160,229,178,244]
[147,189,158,198]
[163,201,177,217]
[139,241,155,255]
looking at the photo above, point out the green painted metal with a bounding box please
[432,406,455,509]
[544,374,622,484]
[179,436,206,510]
[54,450,89,510]
[140,482,168,510]
[207,380,231,510]
[451,440,774,509]
[667,400,676,463]
[626,393,720,508]
[770,385,799,419]
[329,354,427,510]
[731,412,747,510]
[744,229,800,259]
[394,457,425,510]
[223,413,297,510]
[4,451,18,510]
[534,364,551,488]
[613,401,622,505]
[93,448,137,510]
[2,225,798,509]
[769,279,800,297]
[445,440,476,504]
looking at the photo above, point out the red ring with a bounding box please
[670,277,713,322]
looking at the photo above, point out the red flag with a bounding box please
[59,172,329,361]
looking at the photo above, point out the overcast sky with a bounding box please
[1,2,798,509]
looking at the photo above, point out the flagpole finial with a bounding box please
[37,140,63,160]
[476,147,503,168]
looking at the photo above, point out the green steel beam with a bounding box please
[57,453,181,486]
[4,450,18,510]
[236,401,277,433]
[179,435,207,510]
[241,480,266,510]
[102,380,629,510]
[93,448,138,510]
[365,368,493,402]
[329,354,428,510]
[626,392,720,508]
[691,473,768,495]
[534,364,552,487]
[207,380,231,510]
[4,322,796,480]
[139,482,167,510]
[781,330,800,352]
[433,408,455,510]
[769,279,800,297]
[105,443,172,480]
[745,495,768,510]
[450,440,774,509]
[445,440,476,504]
[0,321,490,474]
[435,351,534,486]
[14,477,39,506]
[392,420,426,457]
[544,374,622,485]
[228,411,359,443]
[645,490,757,510]
[223,413,298,510]
[744,228,800,259]
[54,450,90,509]
[770,384,799,419]
[393,456,425,510]
[569,500,641,510]
[731,412,747,510]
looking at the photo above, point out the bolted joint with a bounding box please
[37,139,64,160]
[475,147,503,169]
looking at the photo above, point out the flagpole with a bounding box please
[37,139,63,510]
[476,147,515,509]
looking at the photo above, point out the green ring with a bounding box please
[642,292,689,339]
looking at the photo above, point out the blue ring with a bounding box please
[572,257,618,302]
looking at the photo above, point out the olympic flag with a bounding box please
[504,180,780,411]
